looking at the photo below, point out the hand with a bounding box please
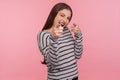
[50,24,63,37]
[53,26,64,37]
[71,23,81,34]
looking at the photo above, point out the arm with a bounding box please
[74,32,83,59]
[37,31,58,66]
[71,24,83,59]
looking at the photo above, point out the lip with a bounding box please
[61,23,65,27]
[59,21,66,27]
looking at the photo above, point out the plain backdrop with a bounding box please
[0,0,120,80]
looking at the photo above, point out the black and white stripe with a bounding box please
[37,27,83,80]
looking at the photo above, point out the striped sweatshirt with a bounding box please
[37,27,83,80]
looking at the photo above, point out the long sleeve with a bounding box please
[37,28,82,80]
[37,31,58,66]
[74,32,83,59]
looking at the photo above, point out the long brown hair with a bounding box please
[42,2,73,31]
[41,2,73,64]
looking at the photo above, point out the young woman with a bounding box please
[37,2,83,80]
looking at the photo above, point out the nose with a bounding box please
[62,18,68,23]
[60,19,65,23]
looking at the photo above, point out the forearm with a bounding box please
[74,32,83,59]
[38,33,58,65]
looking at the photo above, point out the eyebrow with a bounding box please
[59,12,71,18]
[59,12,65,15]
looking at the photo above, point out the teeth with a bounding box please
[60,22,65,27]
[61,23,64,26]
[59,20,65,27]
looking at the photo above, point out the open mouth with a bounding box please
[61,23,65,27]
[59,20,66,27]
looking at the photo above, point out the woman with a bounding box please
[37,2,83,80]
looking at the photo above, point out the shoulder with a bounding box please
[38,30,50,37]
[37,30,51,41]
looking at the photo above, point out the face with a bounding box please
[53,9,71,29]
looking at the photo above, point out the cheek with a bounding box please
[65,22,69,27]
[54,16,61,22]
[66,20,70,24]
[53,17,59,24]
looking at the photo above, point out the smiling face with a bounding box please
[52,9,71,28]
